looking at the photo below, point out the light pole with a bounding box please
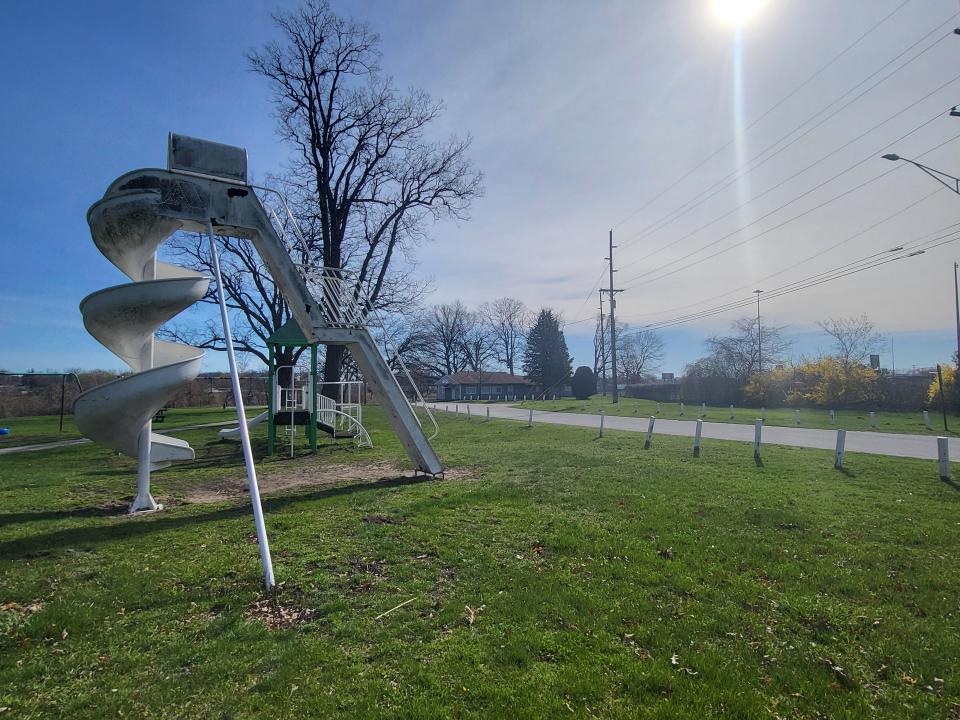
[955,261,960,364]
[882,154,960,195]
[754,289,763,374]
[883,152,960,362]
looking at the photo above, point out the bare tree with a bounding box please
[248,1,483,384]
[617,327,665,383]
[818,314,884,367]
[704,317,791,381]
[478,297,529,375]
[461,315,497,397]
[593,313,608,395]
[160,233,307,378]
[406,301,473,378]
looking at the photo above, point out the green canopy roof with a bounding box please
[266,318,314,347]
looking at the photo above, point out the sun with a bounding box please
[712,0,765,26]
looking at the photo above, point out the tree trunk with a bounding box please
[322,344,345,396]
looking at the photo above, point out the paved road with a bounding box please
[433,403,957,461]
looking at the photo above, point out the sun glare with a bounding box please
[712,0,764,26]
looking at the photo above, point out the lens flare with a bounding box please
[712,0,764,26]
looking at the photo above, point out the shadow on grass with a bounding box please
[0,474,432,553]
[940,477,960,493]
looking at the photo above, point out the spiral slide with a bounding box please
[75,191,210,511]
[75,134,442,513]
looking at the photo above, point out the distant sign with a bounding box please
[661,372,674,381]
[870,354,881,370]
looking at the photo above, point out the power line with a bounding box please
[619,130,960,291]
[620,186,951,321]
[637,229,960,331]
[616,80,960,276]
[611,0,917,231]
[565,261,609,328]
[616,15,958,258]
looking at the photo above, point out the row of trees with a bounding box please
[666,314,929,409]
[388,300,572,392]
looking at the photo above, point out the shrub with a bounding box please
[571,366,596,400]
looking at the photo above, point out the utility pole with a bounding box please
[598,290,607,396]
[601,230,623,404]
[754,289,763,374]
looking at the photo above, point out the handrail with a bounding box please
[367,305,440,441]
[318,406,372,448]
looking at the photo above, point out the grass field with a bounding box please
[511,396,959,437]
[0,408,261,449]
[2,407,958,718]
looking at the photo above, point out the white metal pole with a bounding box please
[794,409,800,425]
[693,419,702,457]
[599,411,605,437]
[869,411,877,429]
[754,419,762,460]
[835,429,846,469]
[132,253,158,513]
[656,402,661,414]
[207,221,275,589]
[729,404,734,419]
[924,410,931,429]
[644,416,655,449]
[938,437,951,480]
[528,409,534,427]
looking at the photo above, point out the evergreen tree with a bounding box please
[523,309,573,393]
[571,366,596,400]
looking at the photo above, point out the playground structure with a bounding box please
[217,318,372,455]
[75,134,442,522]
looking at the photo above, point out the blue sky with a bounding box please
[1,0,959,376]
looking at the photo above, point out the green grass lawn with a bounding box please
[511,396,959,436]
[0,407,264,449]
[2,408,958,718]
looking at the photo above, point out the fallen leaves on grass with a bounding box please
[620,633,652,660]
[244,585,317,630]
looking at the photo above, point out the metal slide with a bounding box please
[218,410,270,440]
[76,135,442,507]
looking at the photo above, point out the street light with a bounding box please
[884,151,960,362]
[882,153,960,195]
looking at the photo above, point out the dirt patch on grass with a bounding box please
[244,584,318,630]
[182,460,474,504]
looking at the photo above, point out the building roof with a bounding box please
[438,371,534,385]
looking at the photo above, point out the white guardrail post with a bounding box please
[754,419,763,460]
[835,429,846,469]
[693,419,703,457]
[938,437,951,480]
[644,416,655,449]
[599,410,605,437]
[528,409,534,427]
